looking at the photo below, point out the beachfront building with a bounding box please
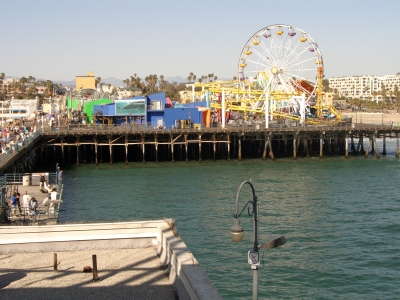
[329,74,400,102]
[76,72,96,92]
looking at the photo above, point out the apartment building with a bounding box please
[329,74,400,102]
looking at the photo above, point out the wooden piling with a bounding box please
[268,134,275,160]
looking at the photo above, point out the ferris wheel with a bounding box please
[238,24,323,99]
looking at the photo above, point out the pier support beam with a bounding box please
[262,134,268,161]
[364,136,371,158]
[95,138,98,166]
[142,135,146,164]
[76,139,80,166]
[213,134,216,162]
[293,136,297,160]
[61,142,65,164]
[319,134,323,159]
[345,133,349,159]
[170,135,174,164]
[184,134,188,163]
[396,133,399,158]
[125,134,129,165]
[372,134,380,159]
[382,135,386,156]
[109,136,113,165]
[268,133,275,160]
[198,134,202,163]
[238,135,242,161]
[227,134,231,162]
[304,137,310,158]
[155,135,159,164]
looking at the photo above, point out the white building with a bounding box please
[329,74,400,102]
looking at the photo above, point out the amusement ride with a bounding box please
[190,24,342,126]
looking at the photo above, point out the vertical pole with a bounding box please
[155,135,159,164]
[396,133,399,158]
[222,88,226,128]
[238,136,242,161]
[284,135,288,156]
[95,138,98,166]
[53,253,58,271]
[185,134,188,163]
[213,134,216,162]
[364,136,371,158]
[61,143,65,164]
[252,193,259,300]
[345,133,349,159]
[262,134,268,161]
[319,134,323,159]
[198,134,202,163]
[268,134,275,160]
[293,136,297,160]
[92,255,99,282]
[76,142,80,166]
[373,134,380,159]
[170,135,174,164]
[142,135,146,164]
[265,92,269,129]
[382,134,386,156]
[109,136,113,165]
[125,134,129,165]
[227,134,231,162]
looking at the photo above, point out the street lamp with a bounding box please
[230,181,286,300]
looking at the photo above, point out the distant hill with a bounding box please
[101,77,124,87]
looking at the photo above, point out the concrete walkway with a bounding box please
[0,247,177,300]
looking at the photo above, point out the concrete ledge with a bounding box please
[0,220,222,300]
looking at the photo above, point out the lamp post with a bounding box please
[230,181,286,300]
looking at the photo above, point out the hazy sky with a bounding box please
[2,0,399,81]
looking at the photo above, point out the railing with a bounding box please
[0,130,41,163]
[0,173,63,224]
[40,121,396,134]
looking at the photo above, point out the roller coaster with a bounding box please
[189,24,342,125]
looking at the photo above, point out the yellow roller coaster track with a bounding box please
[190,80,342,123]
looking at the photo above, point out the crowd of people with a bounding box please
[0,119,37,154]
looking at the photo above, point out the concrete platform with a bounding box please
[0,220,223,300]
[0,247,177,300]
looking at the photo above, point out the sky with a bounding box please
[1,0,399,82]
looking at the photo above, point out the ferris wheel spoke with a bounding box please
[285,55,316,69]
[280,43,308,69]
[258,41,276,64]
[281,47,312,69]
[250,47,274,67]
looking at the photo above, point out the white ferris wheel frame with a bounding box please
[238,24,323,101]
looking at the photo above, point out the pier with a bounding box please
[36,122,399,165]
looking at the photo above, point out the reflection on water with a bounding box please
[60,144,400,299]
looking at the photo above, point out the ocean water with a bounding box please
[59,139,400,299]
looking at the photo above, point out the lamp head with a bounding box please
[230,218,245,242]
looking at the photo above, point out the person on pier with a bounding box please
[13,189,22,216]
[39,173,46,190]
[22,191,31,216]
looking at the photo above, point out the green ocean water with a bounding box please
[59,139,400,299]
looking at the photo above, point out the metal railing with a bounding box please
[39,121,396,134]
[0,130,41,167]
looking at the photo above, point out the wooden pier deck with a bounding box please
[2,183,61,226]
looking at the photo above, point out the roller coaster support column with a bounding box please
[192,85,195,102]
[300,94,305,125]
[206,90,210,108]
[265,93,269,129]
[317,67,324,118]
[222,88,226,128]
